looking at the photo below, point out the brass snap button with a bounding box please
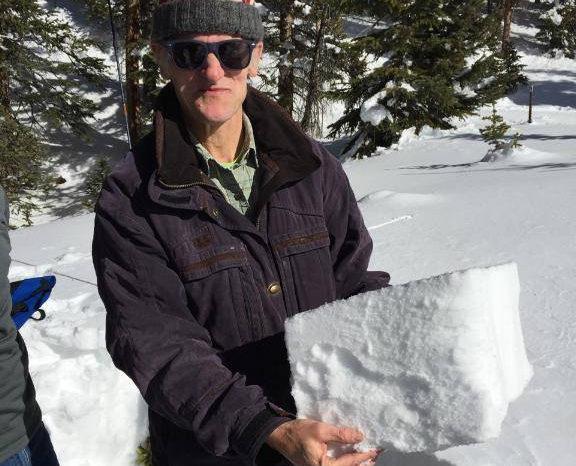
[267,282,282,295]
[211,208,219,218]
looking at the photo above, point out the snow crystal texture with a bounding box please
[285,263,533,453]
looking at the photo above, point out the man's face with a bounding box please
[153,33,263,126]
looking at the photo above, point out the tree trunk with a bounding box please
[301,10,327,134]
[140,0,158,117]
[277,0,295,115]
[0,42,11,113]
[487,0,494,14]
[0,68,9,113]
[126,0,141,143]
[501,0,517,51]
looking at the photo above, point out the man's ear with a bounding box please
[151,41,171,80]
[150,41,164,63]
[248,42,264,78]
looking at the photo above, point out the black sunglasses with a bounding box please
[163,39,256,70]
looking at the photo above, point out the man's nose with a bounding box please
[202,53,225,82]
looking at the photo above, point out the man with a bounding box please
[93,0,390,464]
[0,187,59,466]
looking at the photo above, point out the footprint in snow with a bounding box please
[358,190,439,207]
[367,215,413,231]
[54,252,92,265]
[358,190,439,231]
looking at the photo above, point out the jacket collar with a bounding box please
[153,83,321,191]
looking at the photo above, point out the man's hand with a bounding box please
[266,419,379,466]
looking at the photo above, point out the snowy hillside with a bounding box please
[8,8,576,466]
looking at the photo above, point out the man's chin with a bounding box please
[199,114,234,125]
[195,106,240,126]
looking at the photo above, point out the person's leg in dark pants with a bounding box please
[27,424,59,466]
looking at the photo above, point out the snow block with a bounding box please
[285,263,533,453]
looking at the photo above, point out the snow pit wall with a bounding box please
[285,263,533,454]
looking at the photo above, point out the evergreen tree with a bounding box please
[0,0,107,132]
[0,0,107,222]
[260,0,352,136]
[80,0,161,142]
[536,0,576,58]
[480,104,520,151]
[135,437,152,466]
[0,109,55,226]
[260,0,296,114]
[331,0,526,156]
[83,156,111,210]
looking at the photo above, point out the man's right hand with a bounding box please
[266,419,379,466]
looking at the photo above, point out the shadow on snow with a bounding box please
[399,162,576,173]
[41,77,129,219]
[510,80,576,109]
[446,133,576,142]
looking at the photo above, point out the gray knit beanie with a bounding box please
[151,0,265,42]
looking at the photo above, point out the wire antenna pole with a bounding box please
[12,259,98,287]
[106,0,133,150]
[528,84,534,124]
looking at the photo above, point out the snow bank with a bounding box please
[10,215,148,465]
[480,145,575,165]
[285,263,533,453]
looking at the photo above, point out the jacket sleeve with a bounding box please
[92,162,288,462]
[0,188,17,342]
[318,146,390,299]
[0,187,13,326]
[0,189,27,431]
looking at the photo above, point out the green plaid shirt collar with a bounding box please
[190,114,258,215]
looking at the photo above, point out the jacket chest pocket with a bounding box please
[271,225,336,316]
[171,242,261,348]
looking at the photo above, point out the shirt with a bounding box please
[191,113,258,215]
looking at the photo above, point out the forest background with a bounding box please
[0,0,574,225]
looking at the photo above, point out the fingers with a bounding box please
[321,425,364,444]
[329,449,380,466]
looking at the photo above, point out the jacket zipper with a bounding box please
[158,179,225,198]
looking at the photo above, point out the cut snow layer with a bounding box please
[285,263,533,454]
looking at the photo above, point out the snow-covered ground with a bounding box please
[343,127,576,465]
[8,9,576,466]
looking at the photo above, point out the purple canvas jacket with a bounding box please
[92,85,390,466]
